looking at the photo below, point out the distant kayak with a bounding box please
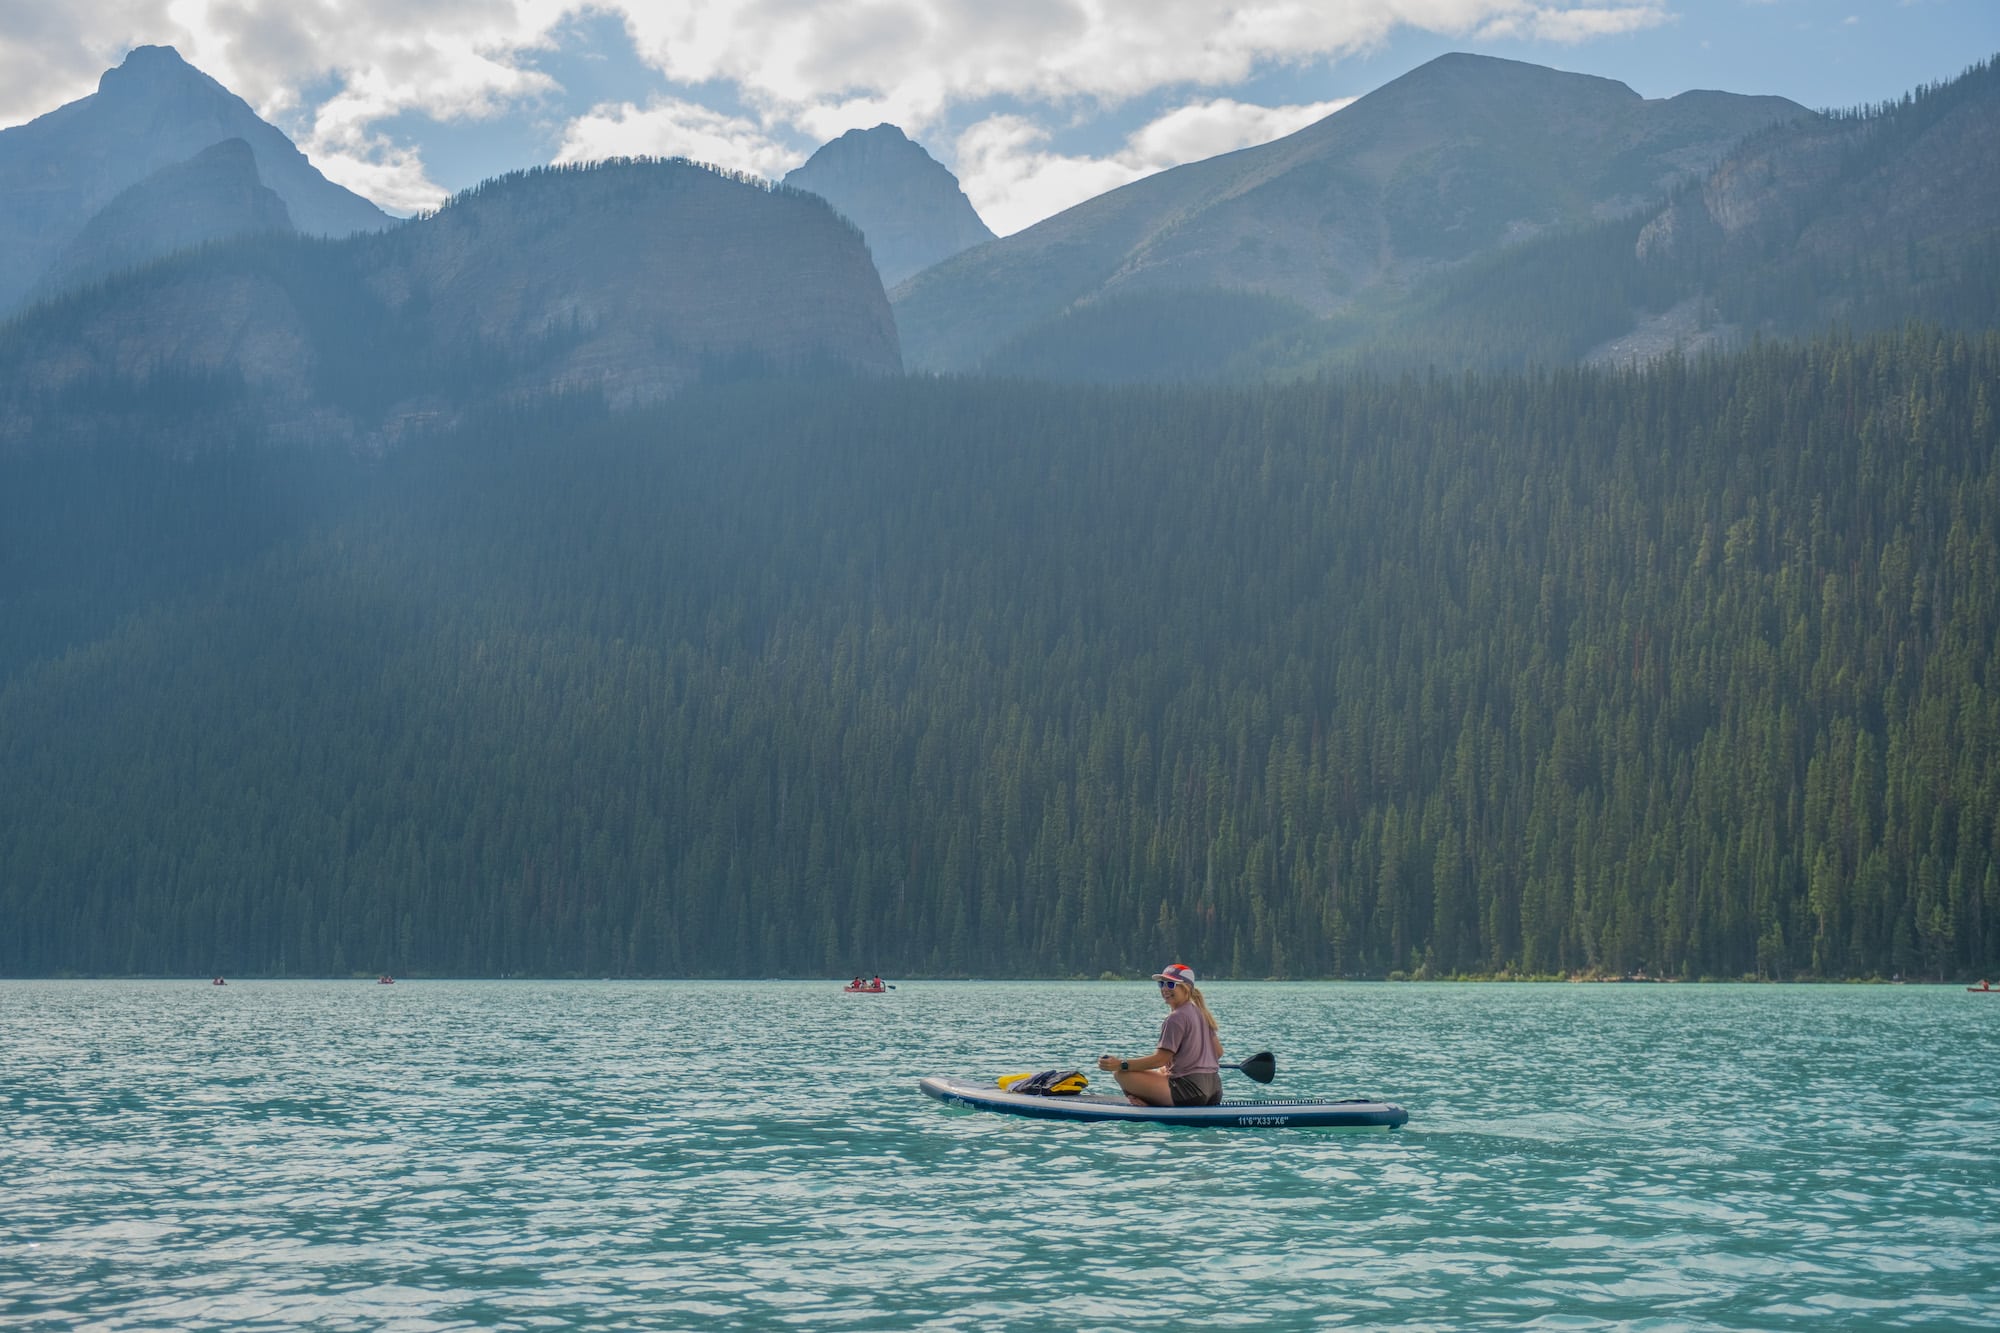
[1970,984,1996,993]
[919,1076,1408,1128]
[843,983,889,993]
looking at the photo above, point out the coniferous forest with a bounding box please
[1,326,1996,980]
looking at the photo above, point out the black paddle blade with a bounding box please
[1230,1051,1276,1083]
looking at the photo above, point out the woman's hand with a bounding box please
[1097,1054,1120,1072]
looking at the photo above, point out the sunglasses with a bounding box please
[1158,979,1182,991]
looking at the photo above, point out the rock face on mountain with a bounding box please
[1634,59,2000,281]
[0,45,391,316]
[28,139,295,304]
[380,161,901,403]
[893,53,1807,371]
[784,125,995,288]
[0,158,900,447]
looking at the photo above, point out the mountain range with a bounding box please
[0,159,900,449]
[0,47,1994,430]
[0,45,390,317]
[892,54,1810,373]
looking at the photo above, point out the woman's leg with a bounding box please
[1111,1068,1173,1106]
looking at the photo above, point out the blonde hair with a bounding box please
[1183,981,1223,1057]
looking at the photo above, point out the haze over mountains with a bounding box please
[0,45,390,317]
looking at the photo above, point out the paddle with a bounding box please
[1002,1050,1276,1090]
[1226,1050,1277,1084]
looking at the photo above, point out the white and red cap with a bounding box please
[1152,963,1197,987]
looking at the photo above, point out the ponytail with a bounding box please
[1184,982,1223,1057]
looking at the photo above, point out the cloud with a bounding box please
[1,0,1678,220]
[1128,97,1355,170]
[604,1,1673,122]
[305,136,449,214]
[1476,4,1673,43]
[953,116,1148,237]
[552,96,802,178]
[0,0,177,125]
[957,95,1353,235]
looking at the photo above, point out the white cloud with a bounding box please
[0,0,177,125]
[307,137,450,214]
[954,115,1148,237]
[1476,4,1673,43]
[1,0,1678,219]
[1127,96,1354,171]
[552,96,802,178]
[958,95,1353,235]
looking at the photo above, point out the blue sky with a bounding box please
[2,0,1992,234]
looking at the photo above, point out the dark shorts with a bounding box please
[1169,1073,1223,1106]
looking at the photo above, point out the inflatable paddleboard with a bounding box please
[919,1076,1408,1128]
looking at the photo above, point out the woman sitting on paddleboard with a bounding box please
[1097,963,1223,1107]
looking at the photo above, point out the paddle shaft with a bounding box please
[1088,1049,1275,1083]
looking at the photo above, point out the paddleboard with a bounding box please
[919,1076,1408,1128]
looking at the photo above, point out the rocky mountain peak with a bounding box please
[28,137,295,306]
[0,45,392,316]
[785,124,995,288]
[99,44,200,89]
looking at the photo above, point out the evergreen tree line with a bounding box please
[0,327,1995,979]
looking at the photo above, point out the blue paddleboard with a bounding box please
[919,1076,1408,1128]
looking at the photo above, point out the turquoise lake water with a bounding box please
[4,980,1996,1329]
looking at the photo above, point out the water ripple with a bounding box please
[3,980,1996,1330]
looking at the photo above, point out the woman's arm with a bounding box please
[1097,1047,1173,1073]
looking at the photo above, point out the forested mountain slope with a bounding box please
[893,52,1804,373]
[1198,56,2000,382]
[2,329,1993,981]
[966,58,2000,386]
[0,158,901,450]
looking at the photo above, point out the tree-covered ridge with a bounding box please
[1,328,1995,980]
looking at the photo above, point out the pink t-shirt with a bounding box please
[1157,1003,1219,1076]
